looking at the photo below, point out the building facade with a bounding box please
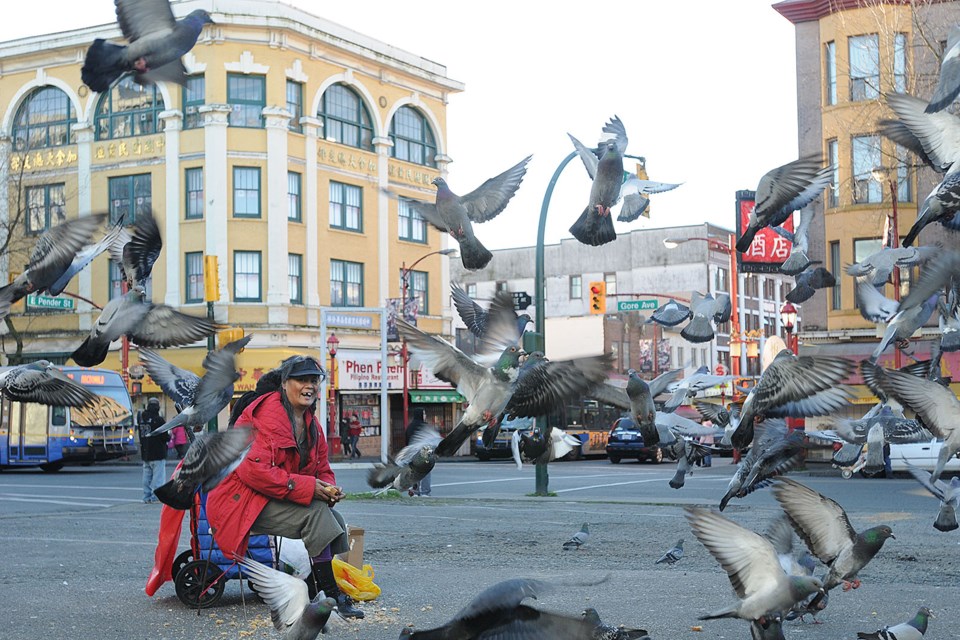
[0,0,464,452]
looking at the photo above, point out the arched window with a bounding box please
[319,84,374,150]
[95,77,164,140]
[12,86,76,151]
[390,106,436,167]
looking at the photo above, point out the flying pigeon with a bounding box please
[764,515,826,624]
[872,296,942,362]
[731,350,854,450]
[885,92,960,168]
[784,265,836,304]
[0,214,108,320]
[649,299,692,327]
[147,335,253,436]
[617,176,682,223]
[681,292,726,343]
[720,420,805,511]
[138,348,200,410]
[693,399,732,429]
[667,438,718,489]
[398,576,623,640]
[81,1,215,93]
[109,210,162,288]
[47,217,126,296]
[70,286,219,367]
[153,426,255,510]
[396,157,531,270]
[847,244,937,287]
[772,478,895,608]
[367,426,441,494]
[772,208,813,276]
[237,555,337,640]
[736,155,833,254]
[664,366,733,413]
[563,523,589,550]
[581,608,650,640]
[859,358,934,405]
[926,24,960,113]
[685,506,824,624]
[857,606,933,640]
[826,407,928,475]
[656,538,684,565]
[450,283,532,342]
[855,277,902,324]
[906,463,960,532]
[939,286,960,351]
[903,171,960,247]
[0,360,99,407]
[569,137,624,246]
[398,316,611,457]
[587,368,683,447]
[511,426,581,469]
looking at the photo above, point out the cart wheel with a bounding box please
[175,560,225,608]
[171,550,193,579]
[841,469,853,479]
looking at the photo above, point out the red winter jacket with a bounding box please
[206,391,334,557]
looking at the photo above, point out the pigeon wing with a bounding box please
[927,28,960,113]
[753,354,853,415]
[398,197,447,233]
[237,555,310,631]
[47,217,125,296]
[395,426,442,465]
[115,0,178,43]
[178,427,253,488]
[451,283,488,337]
[123,211,163,284]
[586,382,630,411]
[885,92,960,170]
[569,133,599,179]
[600,115,629,156]
[397,318,487,399]
[877,368,960,442]
[139,348,200,407]
[26,214,108,289]
[905,463,948,501]
[505,353,614,418]
[128,304,218,348]
[3,365,99,407]
[460,156,531,223]
[755,155,828,220]
[649,368,684,398]
[772,478,858,565]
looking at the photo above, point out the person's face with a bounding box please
[283,375,320,410]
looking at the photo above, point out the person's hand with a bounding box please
[314,480,344,505]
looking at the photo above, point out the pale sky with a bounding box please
[1,0,799,250]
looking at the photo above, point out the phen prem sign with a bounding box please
[338,350,403,390]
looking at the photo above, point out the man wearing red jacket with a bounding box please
[206,356,364,618]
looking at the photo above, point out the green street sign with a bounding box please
[26,293,75,310]
[616,299,659,312]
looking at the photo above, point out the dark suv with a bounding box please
[605,416,663,464]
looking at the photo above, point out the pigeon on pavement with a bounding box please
[0,360,99,407]
[563,523,589,550]
[731,350,854,450]
[451,283,532,342]
[656,538,684,565]
[237,555,337,640]
[70,286,219,367]
[581,608,650,640]
[906,463,960,532]
[0,214,108,320]
[720,420,805,511]
[398,157,531,270]
[772,208,813,276]
[685,506,824,624]
[47,217,126,296]
[772,478,895,609]
[875,365,960,482]
[147,335,252,436]
[736,155,833,254]
[857,606,933,640]
[367,426,441,495]
[82,1,214,93]
[109,210,162,288]
[664,366,734,412]
[785,265,836,304]
[398,318,611,457]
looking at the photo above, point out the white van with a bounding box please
[889,439,960,473]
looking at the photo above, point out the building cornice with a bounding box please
[773,0,934,24]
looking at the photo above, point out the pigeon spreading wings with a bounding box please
[82,0,215,93]
[0,360,99,408]
[906,463,960,532]
[649,299,692,327]
[47,217,126,297]
[138,348,200,409]
[451,284,531,343]
[237,555,337,639]
[109,210,162,288]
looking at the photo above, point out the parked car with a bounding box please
[605,416,663,464]
[889,439,960,473]
[474,417,534,461]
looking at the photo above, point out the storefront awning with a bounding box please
[410,390,464,403]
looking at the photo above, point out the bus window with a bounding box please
[52,405,67,426]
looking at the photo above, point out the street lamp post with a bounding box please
[399,248,457,430]
[663,234,741,377]
[326,332,340,456]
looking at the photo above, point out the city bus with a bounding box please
[0,366,136,471]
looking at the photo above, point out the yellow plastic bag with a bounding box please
[332,557,381,601]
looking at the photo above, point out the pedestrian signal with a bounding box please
[589,281,606,315]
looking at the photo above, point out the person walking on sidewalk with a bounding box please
[206,356,365,619]
[348,412,362,459]
[138,398,168,503]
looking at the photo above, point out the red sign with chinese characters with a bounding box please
[735,190,795,273]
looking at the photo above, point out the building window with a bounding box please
[570,275,582,299]
[286,80,303,133]
[403,269,428,316]
[825,41,836,105]
[896,144,912,203]
[398,198,427,243]
[227,74,265,128]
[330,259,363,307]
[233,167,261,218]
[830,241,841,310]
[108,173,152,225]
[604,272,617,296]
[25,184,65,234]
[852,135,882,204]
[288,171,302,222]
[185,252,204,303]
[289,253,302,304]
[495,281,508,293]
[95,77,162,140]
[894,33,908,93]
[390,106,437,167]
[329,181,362,231]
[827,139,839,208]
[319,84,374,150]
[676,346,685,369]
[182,75,205,130]
[691,349,698,367]
[853,238,882,308]
[12,86,75,150]
[715,267,728,292]
[234,251,262,302]
[849,34,879,101]
[763,279,775,299]
[466,283,477,298]
[185,168,203,220]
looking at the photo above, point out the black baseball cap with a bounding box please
[286,356,326,379]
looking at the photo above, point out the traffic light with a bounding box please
[218,327,245,350]
[589,281,606,315]
[204,255,219,302]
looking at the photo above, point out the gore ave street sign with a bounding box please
[616,299,659,312]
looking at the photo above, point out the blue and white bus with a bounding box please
[0,366,136,471]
